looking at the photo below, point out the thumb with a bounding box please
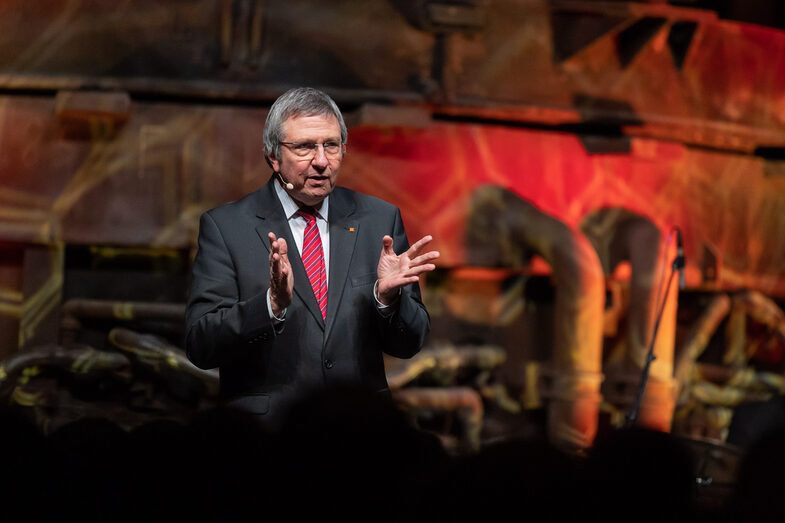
[381,235,395,255]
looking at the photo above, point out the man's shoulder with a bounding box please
[202,187,267,222]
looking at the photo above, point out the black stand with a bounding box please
[624,250,684,429]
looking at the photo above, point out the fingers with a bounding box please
[268,232,280,263]
[406,235,435,260]
[384,234,435,258]
[389,270,430,287]
[388,261,437,287]
[276,237,288,263]
[406,263,436,277]
[268,233,289,256]
[409,249,440,267]
[268,232,293,311]
[269,233,290,281]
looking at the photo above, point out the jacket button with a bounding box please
[324,359,334,369]
[262,332,269,341]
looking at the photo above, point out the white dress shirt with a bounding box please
[265,180,395,322]
[273,180,330,282]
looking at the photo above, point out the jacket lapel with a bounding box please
[255,178,325,329]
[325,188,358,341]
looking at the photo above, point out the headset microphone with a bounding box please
[277,172,294,191]
[265,152,294,190]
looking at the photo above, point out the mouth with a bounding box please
[306,175,329,184]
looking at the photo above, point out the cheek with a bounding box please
[283,162,306,178]
[330,160,342,177]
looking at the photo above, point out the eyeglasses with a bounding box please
[280,140,344,158]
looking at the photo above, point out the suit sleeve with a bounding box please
[184,212,274,370]
[379,207,431,359]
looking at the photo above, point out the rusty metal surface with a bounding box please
[0,243,63,358]
[0,1,784,152]
[107,327,219,397]
[0,2,783,294]
[671,290,785,442]
[385,343,506,389]
[0,1,432,98]
[60,298,186,346]
[393,385,485,451]
[0,97,266,246]
[61,299,184,324]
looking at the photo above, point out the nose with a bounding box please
[311,145,329,168]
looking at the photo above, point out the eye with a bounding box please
[295,142,317,153]
[323,141,341,153]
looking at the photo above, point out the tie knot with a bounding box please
[297,208,317,224]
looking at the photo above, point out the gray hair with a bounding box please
[263,87,347,162]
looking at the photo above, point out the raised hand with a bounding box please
[268,232,294,317]
[376,234,439,305]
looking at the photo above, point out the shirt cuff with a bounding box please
[267,289,286,324]
[374,280,400,318]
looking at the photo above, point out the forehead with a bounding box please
[282,113,341,140]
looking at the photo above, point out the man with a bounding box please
[185,87,438,422]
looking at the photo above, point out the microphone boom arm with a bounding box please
[624,247,683,428]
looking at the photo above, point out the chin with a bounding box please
[298,192,329,207]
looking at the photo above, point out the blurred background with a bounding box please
[2,0,785,488]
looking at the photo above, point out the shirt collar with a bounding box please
[273,178,329,222]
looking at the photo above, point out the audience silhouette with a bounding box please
[0,388,778,522]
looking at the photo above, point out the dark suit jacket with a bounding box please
[185,177,429,419]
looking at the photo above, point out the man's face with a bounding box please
[268,113,343,208]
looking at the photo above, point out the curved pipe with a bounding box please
[60,299,185,344]
[581,208,680,431]
[467,185,605,450]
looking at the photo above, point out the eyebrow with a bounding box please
[284,135,342,143]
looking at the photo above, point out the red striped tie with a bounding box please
[298,209,327,320]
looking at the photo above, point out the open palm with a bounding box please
[376,234,439,305]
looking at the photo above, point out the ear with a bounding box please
[267,153,281,173]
